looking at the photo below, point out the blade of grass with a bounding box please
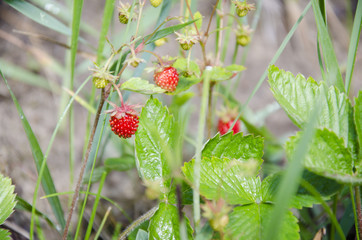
[312,0,345,92]
[5,0,70,36]
[68,0,84,199]
[42,191,131,221]
[15,196,56,231]
[300,179,345,240]
[317,38,326,81]
[94,207,111,240]
[84,171,107,240]
[75,106,109,239]
[96,0,116,64]
[30,0,98,37]
[0,59,60,92]
[264,99,321,240]
[28,76,91,239]
[0,70,66,231]
[345,0,362,94]
[193,68,211,234]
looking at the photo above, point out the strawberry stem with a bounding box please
[110,81,124,106]
[141,49,165,66]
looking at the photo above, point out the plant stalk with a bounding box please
[62,89,106,240]
[356,186,362,239]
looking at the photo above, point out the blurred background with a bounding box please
[0,0,360,238]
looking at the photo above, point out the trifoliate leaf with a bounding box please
[148,202,193,240]
[104,155,135,172]
[286,128,362,184]
[121,77,166,95]
[226,204,299,240]
[202,132,264,166]
[0,174,16,225]
[183,157,261,205]
[135,98,176,196]
[268,65,357,157]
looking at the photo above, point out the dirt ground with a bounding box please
[0,0,361,238]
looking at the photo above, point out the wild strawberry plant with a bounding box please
[0,0,361,240]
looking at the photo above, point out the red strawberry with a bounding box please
[106,100,140,139]
[110,113,139,138]
[218,118,240,135]
[154,66,179,92]
[217,107,240,135]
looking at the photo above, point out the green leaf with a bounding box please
[135,229,148,240]
[1,70,65,229]
[226,204,299,240]
[208,66,233,82]
[128,221,150,240]
[0,174,16,225]
[0,229,10,240]
[146,19,198,44]
[82,167,107,184]
[183,157,261,205]
[170,75,201,95]
[121,77,166,95]
[4,0,71,36]
[104,155,136,172]
[312,0,344,92]
[194,11,203,31]
[173,58,201,77]
[261,170,341,209]
[268,65,357,156]
[286,128,362,184]
[135,98,176,195]
[15,196,56,230]
[202,132,264,164]
[148,202,193,240]
[225,64,246,72]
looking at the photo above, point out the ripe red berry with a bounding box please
[110,113,139,138]
[154,66,179,92]
[218,119,240,135]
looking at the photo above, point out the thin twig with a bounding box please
[62,89,106,240]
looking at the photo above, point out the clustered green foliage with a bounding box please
[0,0,361,239]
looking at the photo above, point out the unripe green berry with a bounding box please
[93,77,109,89]
[150,0,162,7]
[236,34,251,46]
[236,8,249,17]
[118,13,128,24]
[180,42,193,51]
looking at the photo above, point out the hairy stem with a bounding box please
[62,89,106,239]
[356,186,362,239]
[118,207,158,240]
